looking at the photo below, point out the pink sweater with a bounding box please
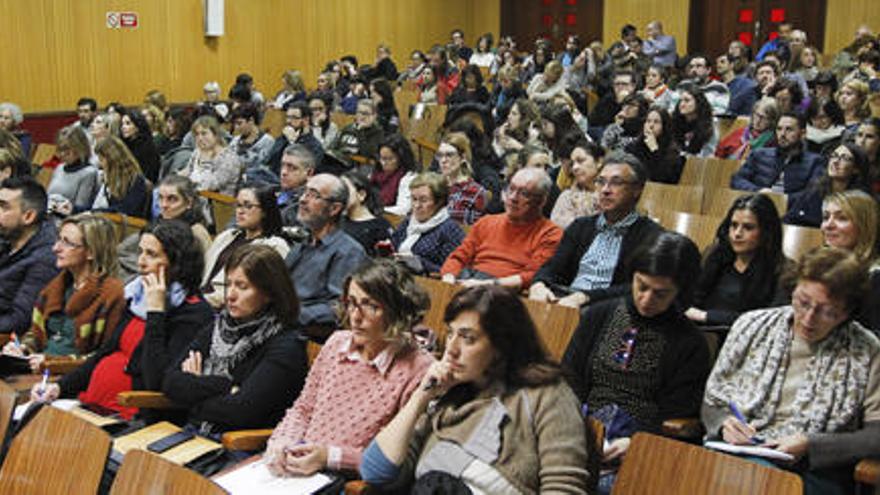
[267,331,434,471]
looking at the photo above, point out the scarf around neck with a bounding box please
[704,306,875,438]
[124,277,188,319]
[203,309,282,379]
[399,207,450,254]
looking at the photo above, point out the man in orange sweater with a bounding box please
[441,168,562,290]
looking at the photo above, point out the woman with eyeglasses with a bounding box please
[30,221,212,420]
[562,232,710,494]
[437,132,489,225]
[785,142,872,227]
[371,134,418,216]
[264,259,434,478]
[362,285,593,493]
[201,185,290,308]
[2,214,124,373]
[702,247,880,495]
[715,97,780,160]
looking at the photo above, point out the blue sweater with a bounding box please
[731,146,825,194]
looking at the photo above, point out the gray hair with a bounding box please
[0,103,23,125]
[513,167,552,198]
[283,143,317,170]
[203,81,221,93]
[601,150,647,186]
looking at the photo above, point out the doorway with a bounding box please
[500,0,603,53]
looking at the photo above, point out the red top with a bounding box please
[78,316,146,420]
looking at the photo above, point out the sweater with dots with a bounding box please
[267,331,434,471]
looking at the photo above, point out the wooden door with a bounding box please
[689,0,827,59]
[501,0,603,53]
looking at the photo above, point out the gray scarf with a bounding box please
[203,309,282,379]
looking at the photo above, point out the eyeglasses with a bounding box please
[235,202,260,210]
[611,327,638,369]
[593,177,636,189]
[301,187,338,203]
[309,106,325,112]
[503,186,541,201]
[55,237,84,249]
[828,152,854,163]
[792,290,844,323]
[411,195,434,205]
[356,110,374,117]
[435,151,459,160]
[343,297,382,316]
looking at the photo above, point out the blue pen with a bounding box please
[728,401,764,444]
[39,369,49,396]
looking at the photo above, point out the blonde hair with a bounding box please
[141,104,165,136]
[823,190,878,263]
[56,125,91,163]
[282,70,305,92]
[440,131,473,176]
[61,213,119,278]
[144,89,167,110]
[95,136,142,200]
[839,79,871,119]
[191,115,227,146]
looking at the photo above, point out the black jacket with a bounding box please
[162,323,308,431]
[0,221,59,335]
[562,296,710,432]
[124,134,162,183]
[533,214,662,302]
[59,298,212,397]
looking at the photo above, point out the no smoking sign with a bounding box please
[106,11,138,29]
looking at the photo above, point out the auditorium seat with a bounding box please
[612,432,803,495]
[703,188,786,218]
[781,224,825,261]
[0,380,16,451]
[639,182,704,217]
[260,108,286,138]
[653,210,720,253]
[199,190,236,234]
[0,407,111,494]
[98,212,148,242]
[110,449,226,495]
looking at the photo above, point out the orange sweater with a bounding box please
[441,214,562,286]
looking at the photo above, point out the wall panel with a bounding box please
[823,0,880,55]
[0,0,499,113]
[602,0,690,54]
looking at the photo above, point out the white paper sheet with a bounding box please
[214,459,333,494]
[704,441,795,462]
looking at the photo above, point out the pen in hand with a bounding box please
[728,401,764,444]
[38,369,49,397]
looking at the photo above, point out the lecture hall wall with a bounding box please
[1,0,875,114]
[0,0,501,113]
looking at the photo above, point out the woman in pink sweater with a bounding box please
[265,259,434,476]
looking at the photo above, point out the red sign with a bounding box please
[119,12,138,28]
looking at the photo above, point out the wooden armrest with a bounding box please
[221,429,274,451]
[350,155,373,165]
[855,458,880,485]
[40,357,86,375]
[199,190,236,204]
[412,137,439,152]
[344,480,372,495]
[661,418,704,440]
[116,391,179,409]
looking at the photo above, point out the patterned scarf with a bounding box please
[399,207,450,254]
[704,306,874,438]
[202,309,282,379]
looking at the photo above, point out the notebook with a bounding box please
[214,458,334,494]
[704,440,795,462]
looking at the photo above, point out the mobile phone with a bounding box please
[146,430,196,453]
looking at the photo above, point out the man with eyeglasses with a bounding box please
[440,168,561,290]
[263,100,324,181]
[285,174,365,338]
[589,70,637,140]
[530,151,662,310]
[731,111,825,195]
[0,177,58,336]
[678,54,730,116]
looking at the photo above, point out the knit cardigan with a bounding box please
[23,272,126,355]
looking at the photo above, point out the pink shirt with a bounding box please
[267,331,434,471]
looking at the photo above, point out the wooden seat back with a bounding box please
[330,112,356,130]
[654,210,721,253]
[0,406,112,493]
[199,190,236,234]
[612,432,803,495]
[703,188,786,218]
[110,449,226,495]
[32,143,57,166]
[414,276,460,345]
[521,298,581,362]
[0,380,16,450]
[260,108,286,138]
[638,182,704,217]
[98,212,149,243]
[782,224,824,261]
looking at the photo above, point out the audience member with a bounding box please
[640,64,674,111]
[601,93,649,151]
[0,102,31,158]
[163,244,308,433]
[672,86,718,157]
[625,105,682,183]
[563,232,709,493]
[390,172,465,274]
[308,92,338,149]
[702,247,879,495]
[717,53,757,116]
[716,97,779,160]
[552,140,601,228]
[441,168,562,290]
[530,152,662,309]
[32,220,211,419]
[853,118,880,193]
[2,214,122,371]
[329,99,384,172]
[372,134,418,216]
[229,102,275,172]
[183,115,243,196]
[47,125,99,216]
[642,21,677,67]
[731,112,825,194]
[340,170,392,256]
[437,132,489,225]
[370,78,400,134]
[266,259,433,476]
[92,136,149,217]
[277,144,316,227]
[285,173,366,331]
[120,110,161,183]
[680,55,730,115]
[364,285,593,493]
[687,194,786,326]
[264,100,323,181]
[202,185,290,308]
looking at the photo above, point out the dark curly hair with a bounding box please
[141,220,205,295]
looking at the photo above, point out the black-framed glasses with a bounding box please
[301,187,339,203]
[235,202,260,210]
[611,327,638,369]
[502,186,540,201]
[342,297,382,316]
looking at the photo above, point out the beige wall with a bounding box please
[824,0,880,54]
[0,0,500,113]
[602,0,690,54]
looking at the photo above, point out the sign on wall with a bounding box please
[106,12,139,29]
